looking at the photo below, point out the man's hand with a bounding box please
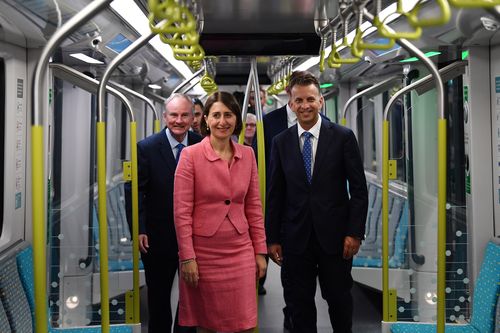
[267,244,283,266]
[255,254,268,279]
[343,236,361,259]
[138,234,149,253]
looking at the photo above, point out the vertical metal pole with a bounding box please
[364,11,446,331]
[98,28,162,327]
[31,2,112,332]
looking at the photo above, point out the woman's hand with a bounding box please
[181,260,199,288]
[255,254,267,280]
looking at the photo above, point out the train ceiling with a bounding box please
[1,0,500,93]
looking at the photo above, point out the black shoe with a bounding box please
[283,307,293,331]
[258,285,267,295]
[283,315,293,331]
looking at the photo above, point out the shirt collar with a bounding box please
[165,128,188,149]
[297,115,322,139]
[286,103,297,124]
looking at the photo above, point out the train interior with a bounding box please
[0,0,500,332]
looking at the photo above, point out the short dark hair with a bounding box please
[192,98,204,108]
[286,71,319,94]
[201,91,243,137]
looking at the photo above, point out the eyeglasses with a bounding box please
[246,123,256,128]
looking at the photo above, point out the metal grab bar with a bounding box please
[363,10,447,332]
[172,67,204,93]
[107,80,161,133]
[97,21,169,326]
[50,64,140,271]
[31,1,113,332]
[239,58,266,213]
[340,75,402,126]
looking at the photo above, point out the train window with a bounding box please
[0,59,4,236]
[357,95,377,173]
[385,90,406,183]
[324,95,338,123]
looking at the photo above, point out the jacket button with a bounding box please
[225,199,231,205]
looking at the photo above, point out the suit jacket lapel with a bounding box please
[312,120,332,183]
[158,131,176,172]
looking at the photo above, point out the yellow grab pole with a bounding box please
[238,121,246,145]
[256,121,266,213]
[130,122,140,322]
[437,119,447,333]
[341,117,347,126]
[97,122,110,333]
[32,125,49,333]
[154,119,161,133]
[382,120,390,322]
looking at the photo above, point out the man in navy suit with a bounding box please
[138,93,201,333]
[266,73,368,333]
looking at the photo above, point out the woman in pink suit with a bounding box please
[174,91,267,333]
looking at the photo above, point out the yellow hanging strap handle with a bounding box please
[327,25,342,69]
[173,43,205,61]
[148,0,196,35]
[449,0,500,7]
[200,70,218,95]
[407,0,451,28]
[351,1,395,58]
[375,0,422,40]
[330,13,361,65]
[318,28,328,72]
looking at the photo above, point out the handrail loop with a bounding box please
[107,80,161,133]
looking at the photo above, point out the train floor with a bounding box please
[140,262,382,332]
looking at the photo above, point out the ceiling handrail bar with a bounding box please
[340,75,402,126]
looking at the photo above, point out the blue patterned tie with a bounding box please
[175,143,184,164]
[302,132,313,184]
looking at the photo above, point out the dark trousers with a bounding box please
[283,233,353,333]
[142,252,195,333]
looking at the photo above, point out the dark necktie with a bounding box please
[302,132,313,184]
[175,143,184,164]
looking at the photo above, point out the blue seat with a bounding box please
[15,246,133,333]
[0,299,11,333]
[354,182,409,268]
[93,183,144,272]
[391,240,500,333]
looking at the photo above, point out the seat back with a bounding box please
[0,299,11,333]
[0,255,33,332]
[470,241,500,333]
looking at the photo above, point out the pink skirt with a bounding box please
[178,217,257,332]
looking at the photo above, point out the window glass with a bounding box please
[324,95,338,123]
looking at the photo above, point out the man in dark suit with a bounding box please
[138,93,201,333]
[266,73,368,333]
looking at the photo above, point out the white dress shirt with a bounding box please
[165,128,188,159]
[286,103,297,128]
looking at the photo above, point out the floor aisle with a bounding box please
[140,261,382,332]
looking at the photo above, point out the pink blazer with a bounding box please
[174,136,267,260]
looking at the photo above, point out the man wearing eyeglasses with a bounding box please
[244,113,257,147]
